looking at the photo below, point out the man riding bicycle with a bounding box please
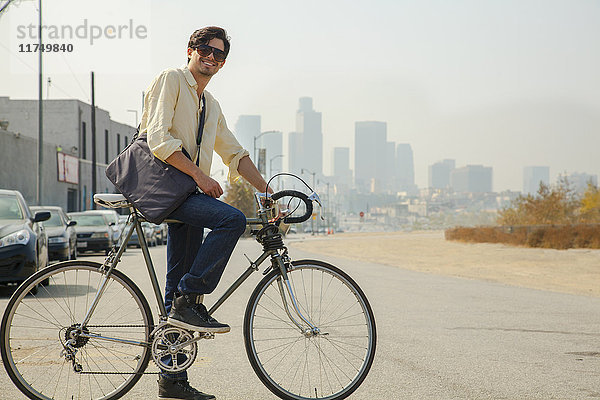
[141,26,272,400]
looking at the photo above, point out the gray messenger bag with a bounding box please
[105,96,205,224]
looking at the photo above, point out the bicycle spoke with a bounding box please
[322,337,366,362]
[257,302,298,331]
[257,337,303,357]
[2,262,152,400]
[246,262,376,400]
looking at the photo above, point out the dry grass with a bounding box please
[445,224,600,249]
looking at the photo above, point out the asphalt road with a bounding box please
[1,237,599,399]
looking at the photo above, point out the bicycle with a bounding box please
[1,180,376,400]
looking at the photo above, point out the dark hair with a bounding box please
[187,26,231,63]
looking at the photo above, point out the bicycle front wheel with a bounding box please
[1,260,154,400]
[244,259,376,400]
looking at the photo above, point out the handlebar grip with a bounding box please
[271,190,313,224]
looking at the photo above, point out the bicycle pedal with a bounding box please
[198,332,215,340]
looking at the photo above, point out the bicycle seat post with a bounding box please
[131,209,168,319]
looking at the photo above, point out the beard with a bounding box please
[198,60,219,77]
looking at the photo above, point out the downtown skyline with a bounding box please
[1,0,598,191]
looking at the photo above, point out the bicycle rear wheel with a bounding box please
[244,259,376,400]
[1,260,154,400]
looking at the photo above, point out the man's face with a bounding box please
[187,38,226,77]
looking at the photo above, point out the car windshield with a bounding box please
[0,195,23,220]
[41,212,63,227]
[70,214,107,226]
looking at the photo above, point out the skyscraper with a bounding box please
[354,121,387,193]
[568,172,598,193]
[332,147,352,187]
[428,159,455,189]
[234,115,261,157]
[385,141,396,193]
[296,97,323,175]
[450,165,493,193]
[396,143,415,192]
[288,131,303,175]
[523,166,549,195]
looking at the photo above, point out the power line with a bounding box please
[0,41,83,101]
[59,51,90,101]
[0,0,16,17]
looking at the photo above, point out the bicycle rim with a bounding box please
[1,261,153,400]
[244,260,376,400]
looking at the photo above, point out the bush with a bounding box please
[445,224,600,249]
[451,178,600,249]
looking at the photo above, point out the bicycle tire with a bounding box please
[244,259,376,400]
[1,260,154,400]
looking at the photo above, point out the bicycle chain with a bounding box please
[85,325,153,328]
[79,371,159,375]
[71,325,159,375]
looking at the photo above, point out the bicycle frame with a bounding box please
[78,206,318,348]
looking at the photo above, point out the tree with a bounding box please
[579,183,600,223]
[223,179,257,218]
[498,177,579,226]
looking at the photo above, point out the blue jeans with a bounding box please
[160,192,246,381]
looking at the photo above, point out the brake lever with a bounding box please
[308,192,325,221]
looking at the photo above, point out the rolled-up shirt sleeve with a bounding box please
[214,112,250,183]
[145,70,183,162]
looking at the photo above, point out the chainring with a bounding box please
[151,326,198,373]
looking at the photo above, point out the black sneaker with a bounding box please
[158,377,216,400]
[167,293,230,333]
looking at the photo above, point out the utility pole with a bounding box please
[127,109,138,127]
[302,168,316,235]
[36,0,43,205]
[91,71,97,209]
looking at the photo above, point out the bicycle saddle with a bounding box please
[94,193,130,209]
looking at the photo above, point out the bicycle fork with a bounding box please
[274,256,324,338]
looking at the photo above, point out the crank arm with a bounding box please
[170,332,214,352]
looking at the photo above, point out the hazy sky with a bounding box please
[1,0,599,191]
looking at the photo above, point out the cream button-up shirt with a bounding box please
[140,66,249,183]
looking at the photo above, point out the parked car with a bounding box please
[68,211,116,255]
[0,189,50,291]
[117,215,129,249]
[153,223,168,245]
[142,222,158,247]
[125,220,157,248]
[30,206,77,261]
[93,209,122,245]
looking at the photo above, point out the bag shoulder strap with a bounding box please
[127,93,206,165]
[195,94,206,167]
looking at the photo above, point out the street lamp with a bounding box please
[269,154,284,176]
[253,130,279,174]
[318,179,332,234]
[127,109,139,127]
[301,168,316,235]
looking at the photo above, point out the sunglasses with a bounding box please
[194,45,227,63]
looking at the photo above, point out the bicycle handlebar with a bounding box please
[271,190,314,224]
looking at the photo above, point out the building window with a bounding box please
[104,129,109,164]
[82,122,87,159]
[125,136,128,146]
[117,133,121,154]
